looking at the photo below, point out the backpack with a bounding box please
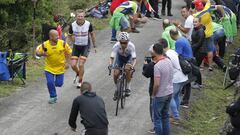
[0,52,10,81]
[178,56,192,75]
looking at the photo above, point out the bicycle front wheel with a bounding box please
[115,79,122,116]
[121,77,127,109]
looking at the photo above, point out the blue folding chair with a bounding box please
[0,52,10,81]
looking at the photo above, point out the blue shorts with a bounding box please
[204,36,215,52]
[120,16,130,31]
[114,53,132,68]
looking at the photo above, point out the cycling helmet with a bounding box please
[118,32,130,41]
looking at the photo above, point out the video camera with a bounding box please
[144,56,152,64]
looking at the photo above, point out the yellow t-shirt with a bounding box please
[37,40,72,74]
[193,2,214,38]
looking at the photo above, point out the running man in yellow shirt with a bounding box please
[36,29,72,104]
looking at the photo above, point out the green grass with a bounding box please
[181,35,240,135]
[87,16,111,30]
[0,58,44,97]
[181,71,234,135]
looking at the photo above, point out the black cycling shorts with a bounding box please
[72,45,90,58]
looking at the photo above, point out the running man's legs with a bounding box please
[55,73,64,87]
[45,71,57,98]
[71,45,81,76]
[78,57,87,83]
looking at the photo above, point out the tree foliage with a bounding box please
[0,0,98,52]
[0,0,55,52]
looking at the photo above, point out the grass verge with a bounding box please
[181,35,240,135]
[0,58,44,97]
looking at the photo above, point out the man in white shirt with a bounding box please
[161,38,187,123]
[173,6,194,41]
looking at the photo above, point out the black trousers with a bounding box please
[188,58,202,85]
[182,83,191,104]
[86,128,108,135]
[146,0,159,17]
[194,52,207,67]
[162,0,172,12]
[213,55,225,69]
[216,36,226,59]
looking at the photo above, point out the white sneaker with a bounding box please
[77,82,82,89]
[147,128,155,134]
[73,75,78,84]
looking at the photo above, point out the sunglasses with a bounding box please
[120,41,128,44]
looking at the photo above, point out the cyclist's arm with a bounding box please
[109,57,114,65]
[110,44,118,65]
[131,44,137,67]
[132,58,136,67]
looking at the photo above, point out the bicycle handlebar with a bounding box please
[108,65,135,77]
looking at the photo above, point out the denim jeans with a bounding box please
[111,28,117,40]
[45,71,64,98]
[150,97,153,122]
[153,94,172,135]
[170,82,185,119]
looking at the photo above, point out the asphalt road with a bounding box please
[0,1,186,135]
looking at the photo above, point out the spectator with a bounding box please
[110,0,127,15]
[162,19,182,50]
[145,0,161,19]
[36,29,72,104]
[142,45,156,134]
[110,1,139,41]
[68,82,109,135]
[193,0,225,71]
[162,38,188,124]
[170,28,202,108]
[173,6,194,42]
[212,46,227,72]
[212,22,226,59]
[161,0,173,16]
[68,9,97,88]
[152,43,173,135]
[191,17,208,66]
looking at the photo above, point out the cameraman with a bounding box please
[142,45,156,134]
[226,97,240,135]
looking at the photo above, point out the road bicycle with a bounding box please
[108,64,135,116]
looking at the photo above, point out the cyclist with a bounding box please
[109,32,136,100]
[68,9,97,88]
